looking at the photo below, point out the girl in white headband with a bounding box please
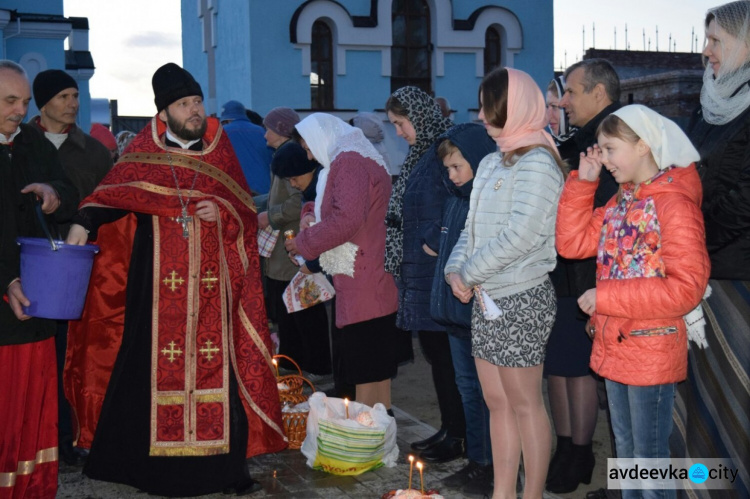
[556,104,710,496]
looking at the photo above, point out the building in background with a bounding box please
[181,0,553,168]
[0,0,95,132]
[582,48,703,128]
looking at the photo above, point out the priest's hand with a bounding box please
[21,183,60,214]
[66,224,89,246]
[195,200,218,223]
[7,279,31,321]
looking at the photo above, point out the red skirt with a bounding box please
[0,338,58,499]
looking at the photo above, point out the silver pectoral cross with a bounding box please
[176,208,193,238]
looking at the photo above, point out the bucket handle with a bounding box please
[34,200,59,251]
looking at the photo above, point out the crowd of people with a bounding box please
[0,1,748,498]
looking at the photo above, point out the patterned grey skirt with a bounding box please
[471,278,556,367]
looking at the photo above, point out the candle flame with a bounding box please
[272,359,277,366]
[408,455,414,462]
[416,462,423,470]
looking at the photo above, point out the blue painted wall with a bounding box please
[181,0,553,121]
[1,0,96,132]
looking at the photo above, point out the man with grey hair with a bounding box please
[544,58,621,495]
[0,59,78,498]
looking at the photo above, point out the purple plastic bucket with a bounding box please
[16,237,99,320]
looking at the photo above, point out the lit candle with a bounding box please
[417,461,424,494]
[344,397,349,419]
[272,358,279,377]
[408,455,414,490]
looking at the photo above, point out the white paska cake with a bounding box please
[392,490,444,499]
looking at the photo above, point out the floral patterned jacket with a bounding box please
[556,165,710,386]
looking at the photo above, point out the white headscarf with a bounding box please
[612,105,700,169]
[295,113,387,221]
[701,1,750,124]
[294,113,388,276]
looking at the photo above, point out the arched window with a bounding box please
[311,20,334,109]
[484,26,502,75]
[391,0,431,94]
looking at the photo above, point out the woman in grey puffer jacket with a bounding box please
[445,67,564,499]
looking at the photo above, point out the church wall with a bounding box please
[336,50,391,112]
[181,1,209,109]
[215,1,252,109]
[3,0,63,15]
[435,52,482,125]
[182,0,554,121]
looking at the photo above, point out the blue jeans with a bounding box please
[605,379,677,499]
[448,332,492,466]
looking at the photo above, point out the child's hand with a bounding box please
[578,288,597,316]
[578,145,603,182]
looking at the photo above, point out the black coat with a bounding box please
[551,102,620,298]
[689,106,750,280]
[399,145,448,332]
[0,124,79,345]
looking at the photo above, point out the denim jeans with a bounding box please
[605,379,677,499]
[448,332,492,466]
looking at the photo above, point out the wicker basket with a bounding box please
[281,376,315,449]
[274,354,304,401]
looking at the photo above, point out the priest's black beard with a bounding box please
[166,110,207,142]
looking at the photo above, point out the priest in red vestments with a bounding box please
[64,63,286,497]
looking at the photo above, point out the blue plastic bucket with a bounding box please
[16,237,100,320]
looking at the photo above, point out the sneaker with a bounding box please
[443,461,492,489]
[461,463,494,496]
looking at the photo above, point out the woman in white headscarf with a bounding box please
[284,113,401,410]
[672,3,750,496]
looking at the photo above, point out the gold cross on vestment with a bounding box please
[199,339,220,362]
[201,270,218,291]
[161,341,183,363]
[163,270,185,292]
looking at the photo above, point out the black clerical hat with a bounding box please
[152,63,203,112]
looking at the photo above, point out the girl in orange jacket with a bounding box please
[556,105,710,497]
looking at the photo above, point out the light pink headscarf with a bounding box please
[494,68,559,156]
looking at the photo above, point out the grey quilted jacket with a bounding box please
[445,147,563,299]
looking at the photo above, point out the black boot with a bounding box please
[546,442,595,494]
[546,435,572,486]
[420,437,465,463]
[410,428,447,451]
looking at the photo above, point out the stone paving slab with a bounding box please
[57,404,563,498]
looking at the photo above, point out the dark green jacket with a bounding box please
[30,117,113,237]
[0,123,79,345]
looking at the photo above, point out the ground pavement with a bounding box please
[57,335,610,498]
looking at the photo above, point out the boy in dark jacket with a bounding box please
[422,123,496,495]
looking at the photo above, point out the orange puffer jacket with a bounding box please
[556,165,710,386]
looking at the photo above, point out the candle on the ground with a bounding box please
[417,461,424,494]
[408,455,414,490]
